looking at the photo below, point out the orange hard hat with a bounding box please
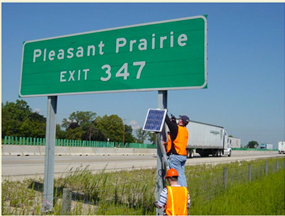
[165,168,179,178]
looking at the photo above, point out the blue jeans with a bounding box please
[169,154,187,187]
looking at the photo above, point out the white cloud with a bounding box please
[33,108,41,113]
[129,120,141,130]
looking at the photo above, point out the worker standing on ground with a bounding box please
[154,168,190,215]
[164,113,190,187]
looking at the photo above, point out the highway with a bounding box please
[2,151,284,181]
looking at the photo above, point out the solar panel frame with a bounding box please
[143,108,167,132]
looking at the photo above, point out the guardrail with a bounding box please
[231,148,277,151]
[1,145,157,156]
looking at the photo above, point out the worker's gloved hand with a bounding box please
[171,114,176,123]
[153,201,158,208]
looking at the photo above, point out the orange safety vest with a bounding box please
[172,126,188,156]
[166,134,172,153]
[165,186,188,216]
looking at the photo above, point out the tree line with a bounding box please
[2,100,156,144]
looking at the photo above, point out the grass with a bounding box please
[2,157,284,215]
[190,170,285,215]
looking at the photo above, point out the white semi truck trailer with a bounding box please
[278,141,285,154]
[185,121,232,158]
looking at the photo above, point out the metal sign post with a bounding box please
[41,96,57,212]
[156,90,168,215]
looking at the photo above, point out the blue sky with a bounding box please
[2,3,284,148]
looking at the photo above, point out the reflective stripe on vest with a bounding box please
[166,186,188,216]
[172,126,188,156]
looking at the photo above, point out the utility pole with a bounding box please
[123,119,126,145]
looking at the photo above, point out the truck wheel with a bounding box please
[190,150,194,158]
[187,149,194,158]
[228,150,231,157]
[218,150,222,157]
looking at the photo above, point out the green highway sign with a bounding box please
[19,15,207,97]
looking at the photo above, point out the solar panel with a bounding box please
[143,108,167,132]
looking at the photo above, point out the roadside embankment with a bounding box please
[1,145,157,156]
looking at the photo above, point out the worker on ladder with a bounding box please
[163,114,190,187]
[154,168,190,215]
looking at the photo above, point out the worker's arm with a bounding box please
[165,115,178,141]
[154,188,168,209]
